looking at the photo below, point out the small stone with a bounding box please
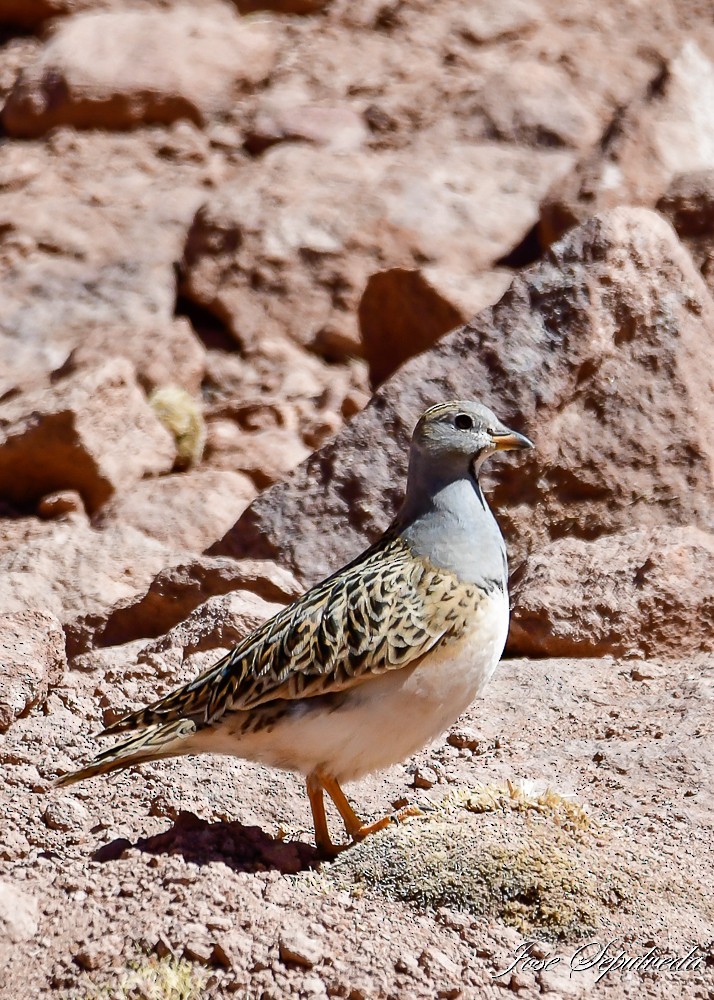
[74,934,123,971]
[37,490,85,520]
[0,880,38,944]
[278,929,323,968]
[413,765,439,789]
[184,937,214,965]
[43,798,90,832]
[447,727,482,752]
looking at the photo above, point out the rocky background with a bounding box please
[1,1,713,997]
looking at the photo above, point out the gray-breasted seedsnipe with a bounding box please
[56,400,532,856]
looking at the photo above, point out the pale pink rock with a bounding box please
[0,610,66,732]
[0,358,176,513]
[3,7,280,136]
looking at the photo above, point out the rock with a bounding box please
[236,0,330,12]
[142,590,284,658]
[204,423,311,489]
[0,132,207,399]
[412,766,439,790]
[508,527,714,658]
[42,797,89,832]
[211,930,252,971]
[64,318,206,396]
[657,169,714,238]
[278,929,323,968]
[656,169,714,301]
[246,97,368,155]
[0,516,184,629]
[0,881,38,947]
[69,555,302,654]
[0,0,72,29]
[37,490,85,520]
[201,340,367,479]
[454,0,542,44]
[0,359,175,514]
[446,727,483,753]
[214,208,714,588]
[94,469,256,552]
[541,42,714,246]
[470,61,601,150]
[178,140,571,354]
[358,267,510,387]
[74,934,123,971]
[2,7,280,137]
[0,610,66,732]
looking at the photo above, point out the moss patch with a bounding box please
[78,954,207,1000]
[149,386,206,469]
[325,782,632,940]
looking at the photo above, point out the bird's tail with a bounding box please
[53,718,197,788]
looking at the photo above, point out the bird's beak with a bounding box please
[490,428,534,451]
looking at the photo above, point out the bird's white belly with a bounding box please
[209,587,509,783]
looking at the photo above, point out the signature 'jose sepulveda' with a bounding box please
[492,940,706,984]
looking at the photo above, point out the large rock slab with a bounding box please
[0,610,66,732]
[0,359,175,514]
[94,469,256,552]
[508,526,714,658]
[358,267,511,387]
[0,515,186,629]
[63,318,206,396]
[67,556,303,656]
[179,139,571,355]
[213,208,714,595]
[2,7,279,136]
[540,41,714,246]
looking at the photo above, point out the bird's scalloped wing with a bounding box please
[101,535,479,737]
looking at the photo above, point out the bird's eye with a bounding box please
[454,413,473,430]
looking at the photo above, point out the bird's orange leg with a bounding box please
[319,771,421,843]
[306,772,341,858]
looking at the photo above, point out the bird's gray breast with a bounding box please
[400,477,507,591]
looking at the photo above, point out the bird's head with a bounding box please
[410,400,533,483]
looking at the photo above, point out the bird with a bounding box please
[55,400,533,857]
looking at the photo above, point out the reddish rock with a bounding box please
[37,490,85,520]
[143,590,285,658]
[0,359,175,514]
[214,209,714,593]
[64,318,206,396]
[68,555,303,655]
[235,0,330,11]
[94,469,256,552]
[540,42,714,246]
[2,7,280,137]
[178,140,571,354]
[0,0,71,28]
[204,422,311,489]
[0,516,184,628]
[0,881,38,951]
[246,99,368,155]
[454,0,542,44]
[508,527,714,658]
[0,132,207,401]
[359,267,510,387]
[0,610,66,732]
[471,61,601,150]
[657,169,714,238]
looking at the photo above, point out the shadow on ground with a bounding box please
[93,810,320,874]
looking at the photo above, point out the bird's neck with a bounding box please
[397,473,507,590]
